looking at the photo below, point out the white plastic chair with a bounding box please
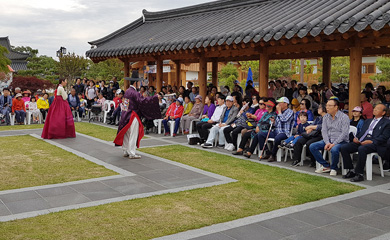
[189,118,201,134]
[366,152,385,180]
[103,101,115,124]
[154,119,164,134]
[26,101,43,125]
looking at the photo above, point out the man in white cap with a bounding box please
[202,96,238,148]
[247,97,294,162]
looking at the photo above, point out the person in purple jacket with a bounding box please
[200,95,216,120]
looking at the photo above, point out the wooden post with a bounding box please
[349,43,362,118]
[123,59,130,90]
[259,50,269,97]
[322,53,332,89]
[300,59,305,83]
[156,59,163,92]
[175,61,181,87]
[212,60,218,87]
[199,57,207,103]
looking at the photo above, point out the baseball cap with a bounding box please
[352,106,362,112]
[276,97,290,104]
[234,80,239,84]
[226,96,234,102]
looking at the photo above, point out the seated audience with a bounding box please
[202,96,238,148]
[350,106,364,135]
[290,103,327,167]
[294,99,313,127]
[0,88,12,125]
[309,97,350,176]
[12,93,26,125]
[232,100,277,155]
[37,93,50,121]
[28,97,41,123]
[340,104,390,182]
[280,111,310,148]
[361,91,373,119]
[68,88,83,119]
[180,95,203,134]
[183,96,193,116]
[162,97,184,137]
[197,95,225,143]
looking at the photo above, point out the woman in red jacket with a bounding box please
[162,97,184,137]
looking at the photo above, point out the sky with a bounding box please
[1,0,214,59]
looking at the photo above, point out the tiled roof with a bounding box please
[10,61,28,71]
[0,37,30,61]
[86,0,390,59]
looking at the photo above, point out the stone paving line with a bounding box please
[0,130,236,222]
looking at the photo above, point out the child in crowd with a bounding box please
[28,97,40,123]
[96,93,107,111]
[78,93,87,117]
[280,111,309,149]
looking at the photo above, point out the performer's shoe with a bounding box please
[129,155,141,159]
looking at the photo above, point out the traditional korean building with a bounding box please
[0,37,30,72]
[87,0,390,116]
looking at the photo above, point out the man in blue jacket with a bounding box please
[0,88,13,125]
[68,88,82,120]
[340,104,390,182]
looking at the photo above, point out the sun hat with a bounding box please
[195,95,202,101]
[15,93,23,98]
[176,97,183,104]
[265,100,276,107]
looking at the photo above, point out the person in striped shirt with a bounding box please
[309,96,350,176]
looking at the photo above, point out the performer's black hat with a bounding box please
[124,77,142,82]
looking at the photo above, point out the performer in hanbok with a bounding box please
[114,78,161,159]
[41,79,76,139]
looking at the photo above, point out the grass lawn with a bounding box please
[0,145,362,240]
[0,135,116,191]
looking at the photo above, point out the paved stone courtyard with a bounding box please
[2,127,390,240]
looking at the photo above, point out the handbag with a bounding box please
[301,130,320,139]
[187,134,201,145]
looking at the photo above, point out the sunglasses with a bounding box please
[259,103,265,105]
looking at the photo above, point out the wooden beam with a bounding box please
[199,57,208,103]
[123,59,130,90]
[322,52,332,89]
[175,61,181,87]
[212,60,218,87]
[349,41,362,118]
[156,59,163,92]
[259,50,269,97]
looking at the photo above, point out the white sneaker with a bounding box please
[330,170,337,176]
[224,144,229,150]
[227,144,235,151]
[129,154,141,159]
[123,151,129,157]
[315,166,331,173]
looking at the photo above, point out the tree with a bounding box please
[218,63,239,90]
[10,76,54,92]
[86,59,123,80]
[18,55,58,83]
[57,52,89,86]
[331,57,350,83]
[0,45,11,73]
[370,56,390,82]
[269,60,295,79]
[11,46,38,58]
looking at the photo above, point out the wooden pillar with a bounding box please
[322,53,332,89]
[259,50,269,97]
[349,43,362,118]
[156,59,163,92]
[181,71,186,87]
[299,59,305,83]
[123,59,130,90]
[199,57,208,103]
[212,60,218,87]
[175,61,181,87]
